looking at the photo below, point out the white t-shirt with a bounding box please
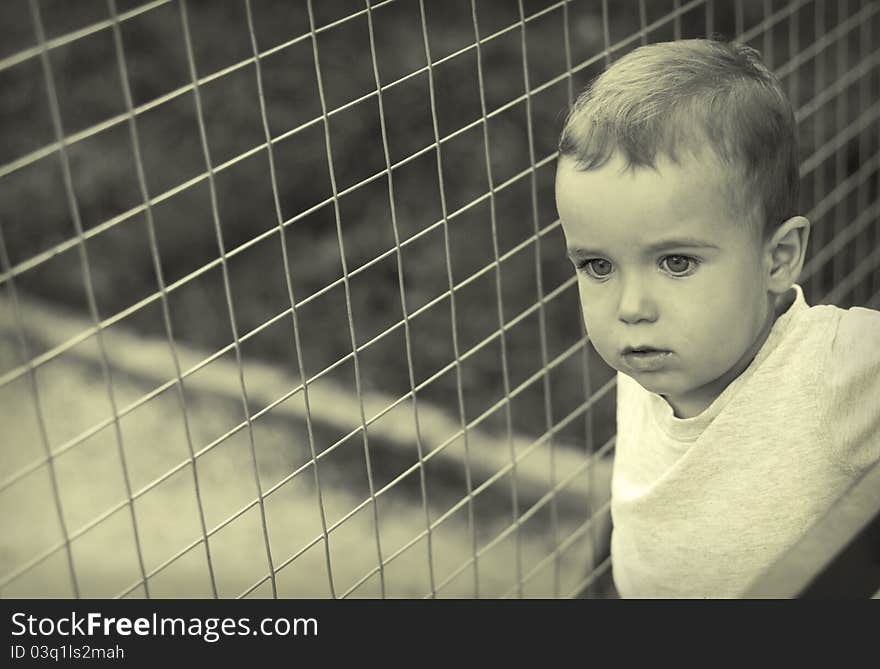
[611,283,880,598]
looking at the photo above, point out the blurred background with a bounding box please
[0,0,878,598]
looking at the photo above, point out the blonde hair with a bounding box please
[559,39,799,237]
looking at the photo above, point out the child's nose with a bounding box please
[616,279,658,324]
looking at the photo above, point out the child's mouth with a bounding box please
[621,348,671,371]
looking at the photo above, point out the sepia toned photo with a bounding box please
[1,0,878,602]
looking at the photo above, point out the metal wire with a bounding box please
[416,0,479,597]
[0,0,787,498]
[775,2,875,80]
[500,437,615,595]
[0,0,564,185]
[855,0,874,305]
[810,0,828,300]
[0,218,567,502]
[242,0,337,598]
[565,0,600,599]
[26,0,151,598]
[363,0,437,597]
[639,0,648,45]
[803,199,880,285]
[177,0,277,597]
[517,0,560,598]
[11,123,875,584]
[824,246,880,306]
[787,0,799,109]
[736,0,745,39]
[566,554,613,599]
[0,227,79,598]
[428,396,616,595]
[2,0,878,600]
[305,0,386,597]
[674,0,682,40]
[471,0,526,599]
[106,0,218,600]
[832,1,849,294]
[0,0,721,293]
[252,347,616,600]
[502,495,612,599]
[0,0,173,74]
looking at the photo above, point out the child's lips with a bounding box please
[620,348,672,371]
[621,345,669,355]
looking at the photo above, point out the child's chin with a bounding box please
[625,372,675,395]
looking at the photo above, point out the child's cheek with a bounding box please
[580,316,615,366]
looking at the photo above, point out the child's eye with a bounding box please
[579,258,614,279]
[660,255,699,276]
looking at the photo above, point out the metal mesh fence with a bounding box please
[0,0,878,598]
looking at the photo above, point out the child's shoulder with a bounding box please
[795,300,880,394]
[815,302,880,474]
[831,302,880,342]
[796,300,880,354]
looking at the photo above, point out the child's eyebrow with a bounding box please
[567,238,720,260]
[644,238,721,252]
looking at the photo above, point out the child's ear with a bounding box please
[766,215,810,292]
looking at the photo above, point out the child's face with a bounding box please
[555,153,774,417]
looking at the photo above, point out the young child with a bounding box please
[555,38,880,598]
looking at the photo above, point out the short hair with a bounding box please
[558,39,799,238]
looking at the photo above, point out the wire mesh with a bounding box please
[0,0,878,599]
